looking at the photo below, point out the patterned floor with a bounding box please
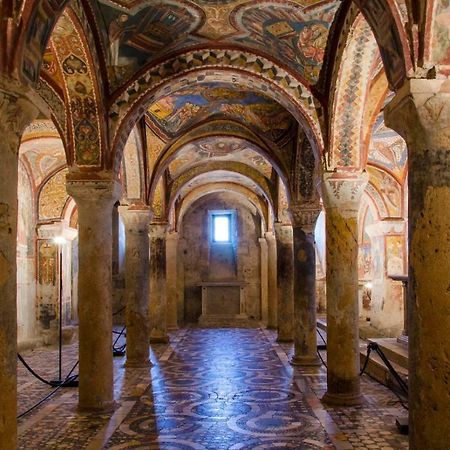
[17,327,409,449]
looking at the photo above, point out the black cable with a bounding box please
[317,349,327,368]
[113,325,126,354]
[317,329,327,346]
[17,360,79,419]
[113,306,125,316]
[17,353,55,386]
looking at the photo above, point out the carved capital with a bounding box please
[66,179,121,208]
[118,205,152,233]
[289,204,321,233]
[149,222,169,239]
[319,171,368,216]
[274,222,292,243]
[0,83,39,154]
[385,79,450,150]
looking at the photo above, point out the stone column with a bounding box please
[274,222,294,342]
[265,231,278,329]
[290,206,321,366]
[259,237,269,323]
[149,223,169,343]
[385,79,450,450]
[320,172,368,406]
[166,231,179,330]
[119,206,152,368]
[0,82,38,448]
[66,179,121,411]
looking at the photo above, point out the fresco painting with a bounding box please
[147,83,293,141]
[232,2,338,83]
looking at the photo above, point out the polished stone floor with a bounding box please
[17,327,408,449]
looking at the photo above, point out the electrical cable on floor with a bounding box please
[17,353,57,387]
[17,360,79,419]
[316,331,408,411]
[18,307,126,419]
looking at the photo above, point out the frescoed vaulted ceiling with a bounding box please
[168,137,274,179]
[13,0,423,225]
[146,83,295,142]
[91,0,340,89]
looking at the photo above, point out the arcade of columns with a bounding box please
[1,2,450,449]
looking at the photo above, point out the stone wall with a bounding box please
[179,192,262,323]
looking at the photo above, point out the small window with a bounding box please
[212,214,231,243]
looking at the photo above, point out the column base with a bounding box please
[149,335,169,344]
[290,355,322,367]
[167,325,179,331]
[78,400,116,413]
[276,336,293,343]
[125,359,152,368]
[321,391,363,406]
[266,324,277,330]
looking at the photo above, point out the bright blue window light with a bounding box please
[213,214,231,243]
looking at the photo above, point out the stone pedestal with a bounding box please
[274,223,294,342]
[67,179,121,411]
[265,232,278,329]
[321,172,368,406]
[0,82,38,448]
[166,232,179,330]
[290,206,321,366]
[149,223,169,343]
[119,206,152,368]
[259,237,269,323]
[198,281,247,325]
[385,79,450,450]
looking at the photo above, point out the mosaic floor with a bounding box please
[17,327,409,449]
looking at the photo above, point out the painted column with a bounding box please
[321,172,368,406]
[149,223,169,343]
[166,231,179,330]
[274,222,294,342]
[259,237,269,323]
[0,81,38,448]
[290,206,321,366]
[66,179,121,411]
[385,79,450,450]
[265,231,278,329]
[119,206,152,368]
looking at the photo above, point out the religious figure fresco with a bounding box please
[231,2,338,83]
[98,1,203,69]
[147,83,293,141]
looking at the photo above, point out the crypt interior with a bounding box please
[0,0,449,449]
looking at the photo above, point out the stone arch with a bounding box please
[50,8,106,169]
[328,13,380,169]
[108,51,324,171]
[10,0,71,83]
[147,121,290,206]
[168,162,274,214]
[352,0,412,90]
[175,182,269,235]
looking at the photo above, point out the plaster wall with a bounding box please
[17,164,37,344]
[180,192,262,323]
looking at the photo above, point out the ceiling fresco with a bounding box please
[146,83,294,142]
[19,137,67,189]
[368,111,407,182]
[93,0,339,88]
[168,137,274,179]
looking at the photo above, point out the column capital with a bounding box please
[385,78,450,148]
[118,205,152,232]
[289,203,321,233]
[274,222,292,242]
[0,82,39,150]
[66,179,121,207]
[166,231,179,241]
[149,221,169,238]
[319,171,368,215]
